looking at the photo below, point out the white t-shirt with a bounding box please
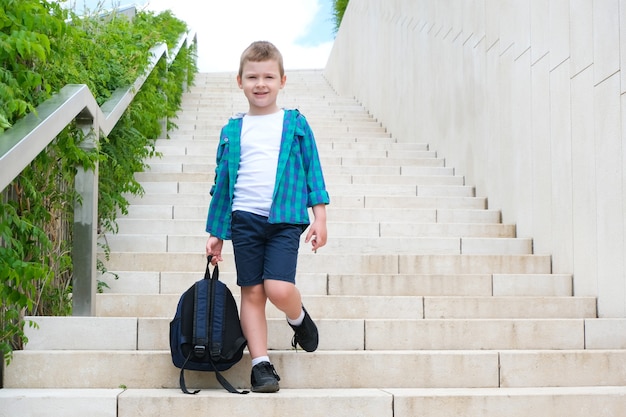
[232,110,284,217]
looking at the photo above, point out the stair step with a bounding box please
[320,165,446,176]
[493,273,572,296]
[137,182,476,198]
[27,316,614,351]
[134,172,465,186]
[499,350,626,387]
[117,389,392,417]
[329,195,487,209]
[117,206,502,224]
[102,234,530,255]
[99,271,327,295]
[97,271,572,297]
[153,138,431,152]
[336,157,445,167]
[101,252,552,275]
[0,389,122,417]
[320,141,429,151]
[421,296,595,318]
[302,184,476,198]
[134,171,211,182]
[584,318,626,348]
[143,162,456,176]
[94,294,595,319]
[397,254,551,274]
[349,174,464,185]
[6,350,625,389]
[6,387,623,417]
[329,273,573,297]
[330,208,502,223]
[389,387,626,417]
[329,184,476,197]
[111,219,515,238]
[0,350,498,389]
[169,129,392,139]
[123,193,488,209]
[134,173,466,186]
[142,162,211,174]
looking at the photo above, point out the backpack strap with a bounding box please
[213,363,250,395]
[193,257,220,356]
[192,279,211,355]
[179,351,249,395]
[179,352,201,395]
[204,255,218,280]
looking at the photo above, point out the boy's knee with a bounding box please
[241,284,266,303]
[264,280,297,304]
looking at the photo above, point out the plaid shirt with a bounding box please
[205,109,330,240]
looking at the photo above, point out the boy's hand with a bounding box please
[305,219,327,252]
[307,204,327,252]
[206,236,224,265]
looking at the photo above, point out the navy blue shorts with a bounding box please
[231,210,306,287]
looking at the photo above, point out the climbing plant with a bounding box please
[332,0,350,33]
[0,0,197,366]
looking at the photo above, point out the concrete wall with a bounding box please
[325,0,626,317]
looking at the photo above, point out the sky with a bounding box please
[62,1,336,72]
[140,0,337,73]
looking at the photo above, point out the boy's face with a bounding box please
[237,59,286,115]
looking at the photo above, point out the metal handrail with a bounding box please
[0,84,99,192]
[0,30,197,316]
[0,41,171,191]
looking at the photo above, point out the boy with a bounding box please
[205,41,330,393]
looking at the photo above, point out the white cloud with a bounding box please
[145,0,333,72]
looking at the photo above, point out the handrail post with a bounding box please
[159,56,168,139]
[72,116,99,316]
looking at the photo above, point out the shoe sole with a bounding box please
[251,383,280,393]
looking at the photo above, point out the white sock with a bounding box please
[251,356,271,367]
[287,308,305,327]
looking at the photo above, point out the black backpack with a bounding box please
[169,256,248,394]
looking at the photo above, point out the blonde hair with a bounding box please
[238,41,284,78]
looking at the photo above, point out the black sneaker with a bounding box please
[250,361,280,393]
[289,306,319,352]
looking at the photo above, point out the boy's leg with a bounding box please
[231,211,272,357]
[265,279,319,352]
[265,279,318,352]
[240,283,281,393]
[232,211,281,392]
[240,283,268,359]
[264,279,303,320]
[263,222,320,352]
[265,280,318,351]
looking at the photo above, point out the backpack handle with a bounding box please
[204,255,219,281]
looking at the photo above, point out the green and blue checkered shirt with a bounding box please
[205,109,330,240]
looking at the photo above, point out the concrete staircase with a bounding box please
[3,70,626,416]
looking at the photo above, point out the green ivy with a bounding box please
[0,0,197,365]
[332,0,350,33]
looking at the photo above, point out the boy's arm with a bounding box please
[206,120,239,241]
[296,113,330,207]
[305,204,327,252]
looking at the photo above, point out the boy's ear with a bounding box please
[281,75,287,88]
[236,75,242,88]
